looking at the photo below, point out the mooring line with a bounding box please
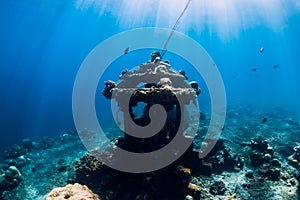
[161,0,192,58]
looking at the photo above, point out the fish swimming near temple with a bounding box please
[260,47,264,53]
[124,47,129,55]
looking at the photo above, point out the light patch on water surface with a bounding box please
[75,0,298,40]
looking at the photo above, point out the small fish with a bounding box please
[260,47,264,53]
[124,47,129,55]
[252,68,258,72]
[262,118,267,123]
[273,65,279,69]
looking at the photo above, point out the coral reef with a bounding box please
[95,57,202,199]
[1,57,300,199]
[288,145,300,189]
[0,132,87,199]
[249,137,281,181]
[204,139,244,173]
[0,166,22,194]
[288,145,300,166]
[74,149,199,199]
[0,110,299,199]
[209,180,226,195]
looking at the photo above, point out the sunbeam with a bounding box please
[75,0,298,40]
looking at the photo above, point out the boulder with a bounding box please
[46,183,100,200]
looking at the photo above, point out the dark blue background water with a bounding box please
[0,1,299,155]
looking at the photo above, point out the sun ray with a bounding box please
[75,0,299,40]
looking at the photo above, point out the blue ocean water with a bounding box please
[0,0,300,158]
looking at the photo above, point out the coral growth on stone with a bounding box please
[250,137,281,181]
[209,180,226,195]
[288,145,300,166]
[0,166,22,193]
[73,58,204,200]
[46,183,100,200]
[1,55,300,199]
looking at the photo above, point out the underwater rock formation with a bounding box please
[250,137,273,167]
[250,137,281,181]
[39,137,55,150]
[102,55,201,153]
[0,166,22,193]
[21,138,36,150]
[74,56,204,199]
[204,139,244,173]
[288,145,300,167]
[1,54,299,199]
[209,180,226,195]
[46,183,100,200]
[74,150,201,200]
[74,150,118,198]
[288,145,300,185]
[3,144,25,160]
[0,110,299,199]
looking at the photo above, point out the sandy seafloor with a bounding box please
[1,107,300,200]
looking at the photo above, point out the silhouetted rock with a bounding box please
[258,164,280,181]
[0,166,22,193]
[209,180,226,195]
[39,137,54,150]
[22,138,36,150]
